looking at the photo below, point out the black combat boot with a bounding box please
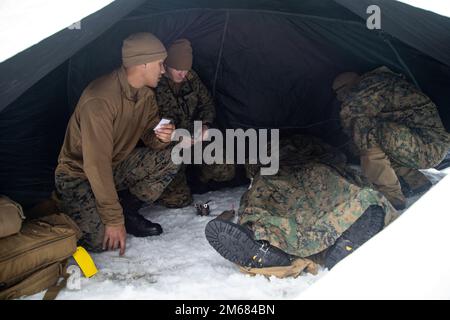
[205,219,292,268]
[323,205,385,270]
[119,190,163,237]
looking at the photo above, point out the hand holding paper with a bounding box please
[154,118,175,143]
[154,118,172,131]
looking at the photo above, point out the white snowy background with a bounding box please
[22,167,449,300]
[0,0,114,63]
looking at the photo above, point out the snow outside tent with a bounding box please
[0,0,449,299]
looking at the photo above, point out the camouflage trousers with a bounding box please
[55,148,179,251]
[344,117,448,169]
[238,163,397,258]
[157,162,235,208]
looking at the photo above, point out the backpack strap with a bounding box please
[43,262,69,300]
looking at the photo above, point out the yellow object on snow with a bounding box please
[72,246,98,278]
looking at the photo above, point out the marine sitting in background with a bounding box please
[155,39,236,208]
[332,66,450,209]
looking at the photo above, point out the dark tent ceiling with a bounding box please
[1,0,450,114]
[1,0,449,206]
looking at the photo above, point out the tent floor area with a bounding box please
[20,167,449,300]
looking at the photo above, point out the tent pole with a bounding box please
[381,32,421,90]
[213,10,229,99]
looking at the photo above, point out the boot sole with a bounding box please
[324,205,385,270]
[205,219,291,268]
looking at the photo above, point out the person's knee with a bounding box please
[160,151,181,182]
[381,130,444,169]
[377,122,420,165]
[162,148,180,172]
[158,171,192,208]
[159,192,193,208]
[144,147,180,175]
[78,222,105,252]
[422,144,450,168]
[63,203,104,252]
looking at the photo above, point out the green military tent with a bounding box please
[1,0,449,206]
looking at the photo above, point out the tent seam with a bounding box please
[380,31,421,90]
[212,10,229,99]
[121,8,365,26]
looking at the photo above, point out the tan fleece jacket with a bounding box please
[56,67,168,226]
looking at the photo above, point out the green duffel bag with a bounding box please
[0,195,25,239]
[0,213,81,300]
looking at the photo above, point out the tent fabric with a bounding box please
[335,0,450,67]
[1,0,449,206]
[66,2,450,130]
[69,10,399,126]
[2,0,450,114]
[0,63,69,207]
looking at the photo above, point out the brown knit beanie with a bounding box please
[165,39,193,71]
[122,33,167,68]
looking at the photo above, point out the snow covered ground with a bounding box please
[22,167,449,300]
[397,0,450,18]
[0,0,114,63]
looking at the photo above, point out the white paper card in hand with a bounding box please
[154,118,171,131]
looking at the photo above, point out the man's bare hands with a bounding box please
[103,224,127,256]
[154,123,175,143]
